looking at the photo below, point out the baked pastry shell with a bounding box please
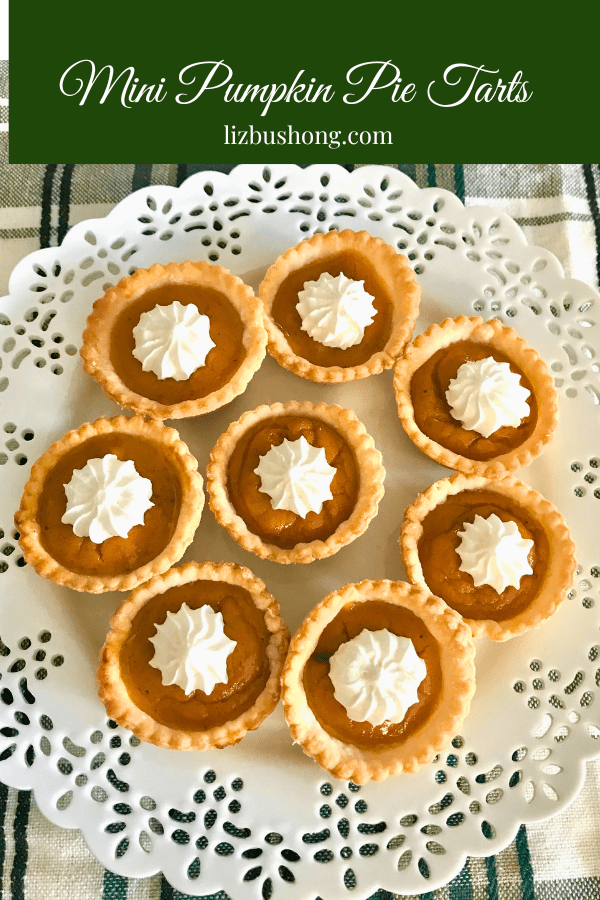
[98,561,290,750]
[15,415,204,594]
[281,579,476,783]
[393,315,559,476]
[81,260,267,419]
[206,400,385,564]
[259,229,421,382]
[400,472,577,641]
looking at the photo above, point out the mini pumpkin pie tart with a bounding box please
[15,416,203,593]
[394,316,559,476]
[81,260,267,419]
[98,561,289,750]
[401,472,576,641]
[207,401,385,564]
[282,579,475,783]
[259,229,421,382]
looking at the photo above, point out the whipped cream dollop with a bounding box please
[329,629,427,727]
[254,435,336,518]
[149,604,237,696]
[445,356,531,438]
[61,454,154,543]
[296,272,377,350]
[456,513,534,594]
[132,301,215,380]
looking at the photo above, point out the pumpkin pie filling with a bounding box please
[303,601,441,750]
[270,251,394,367]
[119,580,271,732]
[410,340,538,461]
[109,283,246,405]
[418,489,549,621]
[226,415,359,549]
[37,433,181,577]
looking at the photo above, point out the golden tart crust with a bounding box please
[15,415,203,593]
[98,561,290,750]
[259,229,421,382]
[401,473,576,641]
[282,580,476,783]
[393,316,559,477]
[206,401,385,564]
[81,260,267,419]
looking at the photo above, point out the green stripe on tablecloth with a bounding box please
[40,164,58,248]
[0,227,58,240]
[449,858,473,899]
[58,164,76,245]
[516,825,535,900]
[176,164,188,186]
[583,163,600,287]
[513,212,593,227]
[399,164,417,182]
[102,869,128,899]
[485,854,499,900]
[10,789,31,900]
[427,164,437,187]
[454,164,465,204]
[160,874,231,899]
[132,164,153,192]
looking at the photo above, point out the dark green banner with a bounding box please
[8,2,597,162]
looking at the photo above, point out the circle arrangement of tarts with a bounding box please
[13,227,577,783]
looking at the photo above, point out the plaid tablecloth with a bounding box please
[2,60,600,900]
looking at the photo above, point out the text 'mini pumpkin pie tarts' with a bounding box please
[15,415,203,593]
[98,561,290,750]
[282,580,476,783]
[81,260,267,419]
[207,401,385,564]
[401,473,576,641]
[259,229,421,382]
[394,316,559,476]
